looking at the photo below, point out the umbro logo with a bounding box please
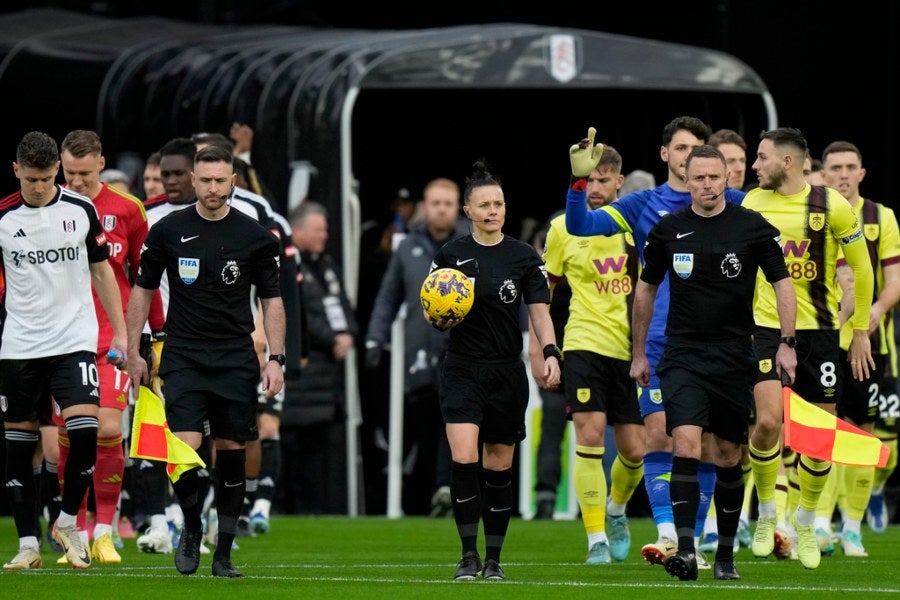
[13,228,26,238]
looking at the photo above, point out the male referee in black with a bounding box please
[124,145,286,578]
[630,145,796,581]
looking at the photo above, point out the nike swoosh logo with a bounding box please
[455,495,477,504]
[490,507,511,513]
[672,500,688,506]
[456,258,475,266]
[224,481,242,488]
[181,235,199,243]
[723,507,740,513]
[676,232,694,239]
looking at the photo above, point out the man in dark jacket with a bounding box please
[281,201,359,514]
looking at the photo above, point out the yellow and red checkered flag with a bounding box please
[783,386,889,467]
[130,385,205,482]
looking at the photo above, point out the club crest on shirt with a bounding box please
[102,215,117,231]
[221,260,240,285]
[179,257,200,284]
[864,224,880,241]
[758,359,772,373]
[672,253,693,279]
[649,388,662,404]
[808,213,824,232]
[63,219,76,233]
[498,279,518,303]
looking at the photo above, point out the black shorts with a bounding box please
[838,350,884,425]
[439,353,528,444]
[754,327,842,404]
[0,351,99,423]
[159,338,260,442]
[563,350,642,426]
[657,338,754,445]
[877,376,900,433]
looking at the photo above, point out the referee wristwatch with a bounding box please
[779,336,797,349]
[543,344,563,361]
[268,354,287,366]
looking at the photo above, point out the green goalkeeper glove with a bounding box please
[569,126,604,178]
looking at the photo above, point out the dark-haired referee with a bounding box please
[631,145,796,581]
[124,145,285,578]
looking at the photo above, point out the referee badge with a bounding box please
[758,359,772,374]
[672,253,693,279]
[178,257,200,284]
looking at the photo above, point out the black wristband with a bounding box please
[268,354,287,366]
[542,344,562,361]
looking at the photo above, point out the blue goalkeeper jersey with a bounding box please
[566,182,745,364]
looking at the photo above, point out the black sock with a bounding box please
[214,448,246,561]
[42,461,62,528]
[62,416,98,516]
[257,437,280,504]
[481,468,512,563]
[670,455,699,552]
[5,429,39,538]
[714,463,744,562]
[172,467,202,531]
[451,461,481,556]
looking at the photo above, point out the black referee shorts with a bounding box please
[657,337,754,445]
[159,339,260,442]
[439,353,528,444]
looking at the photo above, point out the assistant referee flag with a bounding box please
[783,386,890,467]
[130,385,206,482]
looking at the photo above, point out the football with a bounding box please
[420,267,474,321]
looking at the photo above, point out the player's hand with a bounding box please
[629,355,650,387]
[848,329,876,381]
[569,127,604,177]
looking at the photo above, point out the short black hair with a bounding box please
[17,131,59,168]
[194,144,233,167]
[159,137,196,162]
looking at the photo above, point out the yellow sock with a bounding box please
[574,445,606,535]
[796,454,832,512]
[749,441,780,504]
[775,474,789,524]
[609,454,643,507]
[814,462,838,520]
[843,464,874,522]
[872,434,897,491]
[783,449,800,517]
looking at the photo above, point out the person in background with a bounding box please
[815,140,900,557]
[142,152,164,200]
[426,160,560,581]
[1,131,127,570]
[282,201,358,514]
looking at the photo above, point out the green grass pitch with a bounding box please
[1,516,897,598]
